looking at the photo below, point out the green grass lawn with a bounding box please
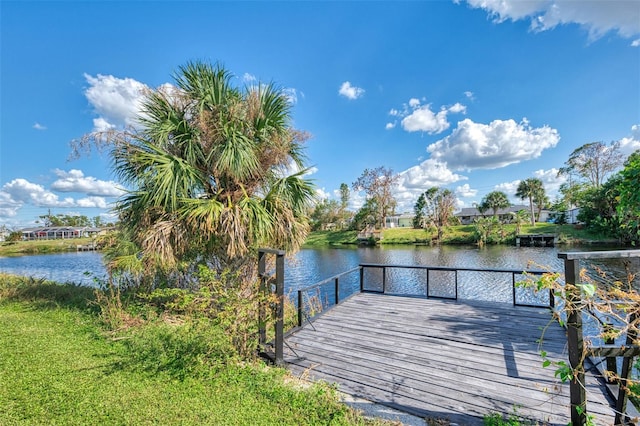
[0,276,376,426]
[304,224,612,247]
[0,237,96,256]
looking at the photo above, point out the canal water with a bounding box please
[0,245,591,290]
[0,245,634,304]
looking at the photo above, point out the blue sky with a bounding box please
[1,0,639,228]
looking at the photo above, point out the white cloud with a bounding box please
[243,73,257,83]
[385,122,396,130]
[393,159,468,211]
[494,180,522,203]
[0,176,117,218]
[0,191,21,218]
[462,0,640,42]
[533,168,567,198]
[76,196,109,208]
[427,118,560,171]
[389,98,466,134]
[33,122,47,130]
[50,169,124,197]
[92,117,116,132]
[277,160,317,178]
[448,103,467,114]
[2,179,75,208]
[464,91,475,100]
[398,159,467,190]
[455,183,477,198]
[402,105,450,134]
[305,166,319,176]
[493,169,566,203]
[632,39,640,47]
[619,124,640,156]
[283,87,298,104]
[338,81,365,100]
[84,73,148,131]
[315,188,331,201]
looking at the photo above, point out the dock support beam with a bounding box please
[565,257,587,425]
[258,248,286,366]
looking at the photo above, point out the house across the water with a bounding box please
[20,226,108,240]
[385,213,414,228]
[455,205,550,225]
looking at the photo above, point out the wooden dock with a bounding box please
[284,293,618,425]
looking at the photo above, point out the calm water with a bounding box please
[0,245,634,305]
[288,245,567,306]
[0,245,566,297]
[0,251,107,286]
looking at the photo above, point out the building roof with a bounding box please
[455,205,531,217]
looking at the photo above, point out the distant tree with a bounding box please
[418,187,457,242]
[352,167,398,229]
[533,189,549,222]
[310,199,341,231]
[92,216,104,228]
[351,198,378,231]
[478,191,510,219]
[7,231,22,242]
[413,193,427,228]
[549,198,568,224]
[509,209,530,235]
[339,183,350,210]
[38,213,91,227]
[516,178,544,226]
[576,176,621,236]
[615,150,640,244]
[473,216,500,247]
[559,180,589,210]
[558,141,624,188]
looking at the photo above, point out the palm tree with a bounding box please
[479,191,511,219]
[516,178,544,226]
[104,61,315,281]
[510,209,530,235]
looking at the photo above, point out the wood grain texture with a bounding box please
[284,293,619,425]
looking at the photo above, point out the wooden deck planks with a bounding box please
[284,292,617,425]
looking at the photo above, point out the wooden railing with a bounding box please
[295,267,361,327]
[293,264,552,331]
[260,248,640,423]
[359,263,550,308]
[559,249,640,425]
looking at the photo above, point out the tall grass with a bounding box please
[0,274,382,425]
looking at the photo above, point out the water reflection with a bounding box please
[0,251,106,286]
[0,245,635,305]
[286,245,566,308]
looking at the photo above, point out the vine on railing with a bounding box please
[519,251,640,425]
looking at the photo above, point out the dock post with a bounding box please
[274,251,285,366]
[258,251,267,350]
[565,257,586,425]
[256,248,286,366]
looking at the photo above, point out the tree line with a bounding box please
[310,141,639,246]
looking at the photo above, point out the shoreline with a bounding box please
[303,225,620,248]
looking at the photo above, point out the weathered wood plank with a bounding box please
[284,293,617,424]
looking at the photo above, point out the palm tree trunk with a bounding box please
[528,196,535,226]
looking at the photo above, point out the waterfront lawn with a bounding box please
[304,224,612,247]
[0,237,95,256]
[303,230,358,246]
[0,276,375,426]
